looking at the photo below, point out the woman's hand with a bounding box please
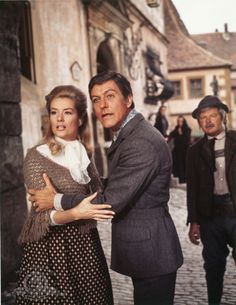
[72,192,115,221]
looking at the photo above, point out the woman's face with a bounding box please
[50,97,80,141]
[177,117,184,127]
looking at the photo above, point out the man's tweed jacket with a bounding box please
[62,113,183,277]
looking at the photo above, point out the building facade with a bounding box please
[164,0,234,137]
[193,25,236,129]
[20,0,173,175]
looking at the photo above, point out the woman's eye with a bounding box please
[50,111,57,115]
[65,111,72,115]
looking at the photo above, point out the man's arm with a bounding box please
[51,193,114,224]
[186,147,199,225]
[62,137,163,214]
[188,222,200,245]
[28,175,115,221]
[186,146,201,245]
[28,173,89,212]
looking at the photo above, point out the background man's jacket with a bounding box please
[186,130,236,224]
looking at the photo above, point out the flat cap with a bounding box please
[192,95,229,119]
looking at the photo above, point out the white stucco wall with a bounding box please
[21,0,92,154]
[130,0,165,35]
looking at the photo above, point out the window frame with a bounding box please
[188,76,204,99]
[19,1,36,83]
[171,79,183,99]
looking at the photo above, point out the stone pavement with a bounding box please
[98,188,236,305]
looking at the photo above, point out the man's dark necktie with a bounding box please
[208,138,216,171]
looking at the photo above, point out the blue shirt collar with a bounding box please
[113,108,138,141]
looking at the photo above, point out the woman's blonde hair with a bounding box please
[43,85,92,157]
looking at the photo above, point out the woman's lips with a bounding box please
[56,125,66,130]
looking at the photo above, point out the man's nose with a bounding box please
[100,97,108,108]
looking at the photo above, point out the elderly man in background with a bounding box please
[186,95,236,305]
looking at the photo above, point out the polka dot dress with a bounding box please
[16,224,114,305]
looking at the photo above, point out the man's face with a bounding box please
[91,80,132,131]
[198,107,224,137]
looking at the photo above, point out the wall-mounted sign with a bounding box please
[70,61,82,81]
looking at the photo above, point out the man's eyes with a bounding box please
[91,94,115,103]
[200,113,218,120]
[107,94,115,99]
[92,97,99,104]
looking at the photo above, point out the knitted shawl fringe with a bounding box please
[18,208,96,244]
[18,209,50,244]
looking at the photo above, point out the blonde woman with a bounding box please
[16,85,114,305]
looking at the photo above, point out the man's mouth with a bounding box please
[102,113,113,119]
[205,124,215,129]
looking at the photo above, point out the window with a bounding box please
[172,80,182,98]
[189,78,203,98]
[19,1,36,83]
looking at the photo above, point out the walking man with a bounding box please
[186,95,236,305]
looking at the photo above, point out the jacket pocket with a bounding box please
[112,225,155,275]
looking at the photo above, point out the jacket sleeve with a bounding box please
[186,146,199,225]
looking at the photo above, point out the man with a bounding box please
[186,95,236,305]
[30,71,183,305]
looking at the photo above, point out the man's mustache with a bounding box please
[205,123,215,128]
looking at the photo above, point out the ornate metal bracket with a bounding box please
[123,23,143,80]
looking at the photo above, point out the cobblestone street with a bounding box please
[98,188,236,305]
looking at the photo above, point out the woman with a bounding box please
[154,105,169,138]
[16,85,114,305]
[168,115,191,183]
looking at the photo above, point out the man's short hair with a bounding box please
[88,71,134,108]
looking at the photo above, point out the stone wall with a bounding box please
[0,1,27,292]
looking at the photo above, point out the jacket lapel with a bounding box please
[225,130,236,172]
[199,136,215,171]
[107,113,144,157]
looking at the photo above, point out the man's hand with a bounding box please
[28,173,56,212]
[189,222,200,245]
[72,192,115,221]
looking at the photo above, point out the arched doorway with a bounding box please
[92,40,117,176]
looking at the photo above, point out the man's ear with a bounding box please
[127,95,133,108]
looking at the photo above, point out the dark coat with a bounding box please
[62,114,183,278]
[169,127,191,183]
[186,130,236,224]
[154,113,169,137]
